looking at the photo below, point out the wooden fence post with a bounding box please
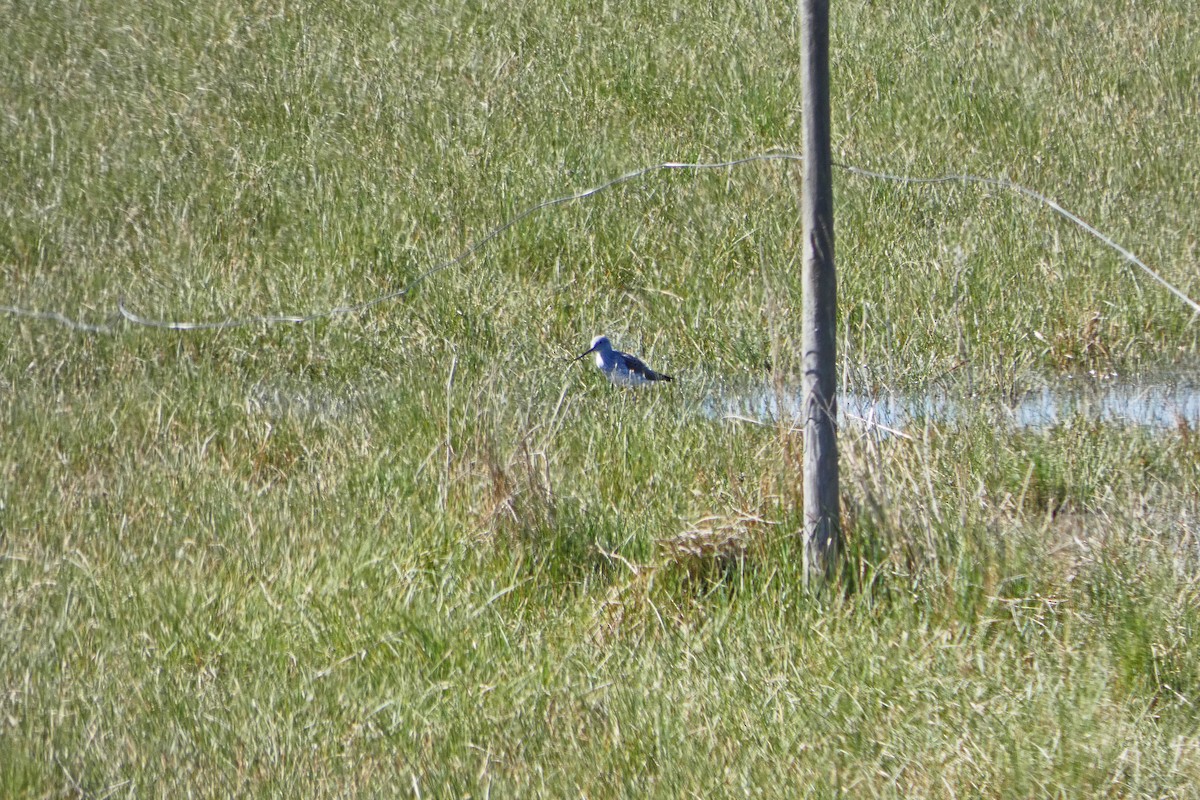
[799,0,841,585]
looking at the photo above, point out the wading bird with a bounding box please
[572,335,673,385]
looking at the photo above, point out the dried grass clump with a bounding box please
[658,513,776,579]
[453,433,555,545]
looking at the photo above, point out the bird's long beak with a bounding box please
[570,344,598,364]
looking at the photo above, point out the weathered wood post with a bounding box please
[799,0,841,585]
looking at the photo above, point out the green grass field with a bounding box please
[4,0,1200,796]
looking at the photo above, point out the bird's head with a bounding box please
[571,335,611,362]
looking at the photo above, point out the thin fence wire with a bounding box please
[2,152,1197,334]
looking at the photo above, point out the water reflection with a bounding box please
[712,376,1200,436]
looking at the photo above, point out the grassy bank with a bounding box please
[3,0,1199,796]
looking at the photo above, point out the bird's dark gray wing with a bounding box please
[619,352,673,382]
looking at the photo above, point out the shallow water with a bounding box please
[713,375,1200,436]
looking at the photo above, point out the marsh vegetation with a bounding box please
[3,0,1199,795]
